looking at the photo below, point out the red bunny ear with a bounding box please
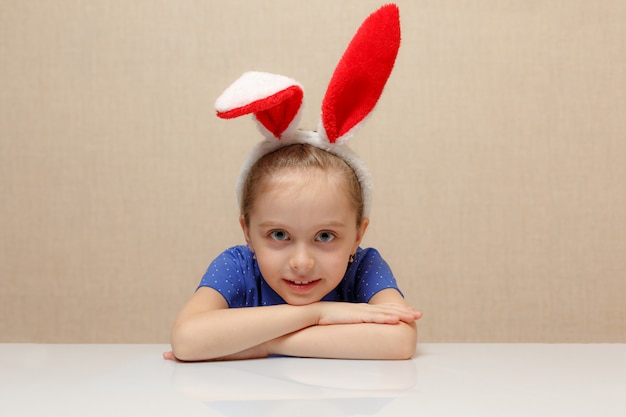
[216,72,304,139]
[321,4,400,143]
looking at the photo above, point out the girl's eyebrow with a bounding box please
[257,221,286,229]
[317,221,348,229]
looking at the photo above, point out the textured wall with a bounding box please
[1,0,625,343]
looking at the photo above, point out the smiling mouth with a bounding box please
[285,279,321,292]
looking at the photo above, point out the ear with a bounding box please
[239,215,253,250]
[319,4,400,144]
[352,217,370,254]
[215,71,304,139]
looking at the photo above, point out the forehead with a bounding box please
[260,167,348,197]
[252,168,355,218]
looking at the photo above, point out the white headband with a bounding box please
[214,4,401,217]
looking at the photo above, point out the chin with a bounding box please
[283,295,322,306]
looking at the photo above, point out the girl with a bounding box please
[165,4,422,361]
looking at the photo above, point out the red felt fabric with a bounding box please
[321,4,400,143]
[217,85,303,138]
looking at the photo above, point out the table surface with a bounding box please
[1,343,624,416]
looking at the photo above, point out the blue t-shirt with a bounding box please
[198,246,402,307]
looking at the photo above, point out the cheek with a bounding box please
[255,250,284,275]
[321,252,351,276]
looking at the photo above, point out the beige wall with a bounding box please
[1,0,625,343]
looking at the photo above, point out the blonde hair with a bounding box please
[240,143,364,227]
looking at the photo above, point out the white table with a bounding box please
[1,343,624,416]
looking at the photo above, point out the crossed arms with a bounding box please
[166,287,421,362]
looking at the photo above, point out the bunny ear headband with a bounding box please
[215,4,401,217]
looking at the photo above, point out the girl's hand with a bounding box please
[163,351,178,361]
[314,302,421,326]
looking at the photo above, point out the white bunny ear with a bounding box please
[320,4,401,144]
[216,71,304,139]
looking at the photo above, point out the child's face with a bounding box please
[241,169,368,305]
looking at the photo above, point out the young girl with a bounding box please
[165,4,422,362]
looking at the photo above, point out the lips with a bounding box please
[285,278,321,292]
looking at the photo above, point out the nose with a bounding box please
[289,244,315,271]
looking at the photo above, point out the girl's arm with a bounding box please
[170,287,419,361]
[267,289,419,360]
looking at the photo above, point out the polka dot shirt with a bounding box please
[197,246,403,307]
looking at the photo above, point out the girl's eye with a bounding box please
[316,231,336,243]
[269,230,289,241]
